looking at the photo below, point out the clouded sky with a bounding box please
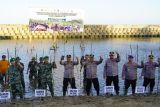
[0,0,160,24]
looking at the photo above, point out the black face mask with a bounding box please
[109,52,114,54]
[66,55,71,58]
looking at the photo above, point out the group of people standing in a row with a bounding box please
[0,51,160,99]
[0,55,56,99]
[80,52,159,96]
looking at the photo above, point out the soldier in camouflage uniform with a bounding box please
[37,57,44,88]
[41,56,56,97]
[27,57,38,89]
[7,58,23,99]
[15,57,25,93]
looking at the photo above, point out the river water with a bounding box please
[0,38,160,96]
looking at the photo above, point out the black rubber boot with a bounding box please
[63,91,66,96]
[124,89,128,96]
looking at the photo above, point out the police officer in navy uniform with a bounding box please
[141,54,160,94]
[60,55,79,96]
[122,55,143,95]
[81,54,103,96]
[103,52,120,95]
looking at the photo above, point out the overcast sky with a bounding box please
[0,0,160,24]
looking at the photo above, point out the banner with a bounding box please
[29,8,84,32]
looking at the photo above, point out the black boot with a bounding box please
[63,91,66,96]
[116,91,119,95]
[20,93,24,100]
[124,89,128,96]
[51,91,54,97]
[87,92,90,96]
[97,91,99,96]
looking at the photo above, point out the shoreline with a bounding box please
[1,95,160,107]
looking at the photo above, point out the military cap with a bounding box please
[10,58,15,62]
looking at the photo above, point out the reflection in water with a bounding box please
[0,38,160,96]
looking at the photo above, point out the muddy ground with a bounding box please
[0,95,160,107]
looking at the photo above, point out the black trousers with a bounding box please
[38,78,42,89]
[83,70,87,92]
[63,78,76,96]
[124,79,136,94]
[106,76,119,94]
[143,77,155,92]
[20,73,25,92]
[0,73,6,83]
[86,78,99,96]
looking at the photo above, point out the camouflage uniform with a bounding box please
[20,62,25,92]
[15,57,25,93]
[7,58,23,99]
[27,58,38,89]
[41,56,56,97]
[37,57,44,88]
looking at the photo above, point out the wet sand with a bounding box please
[1,95,160,107]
